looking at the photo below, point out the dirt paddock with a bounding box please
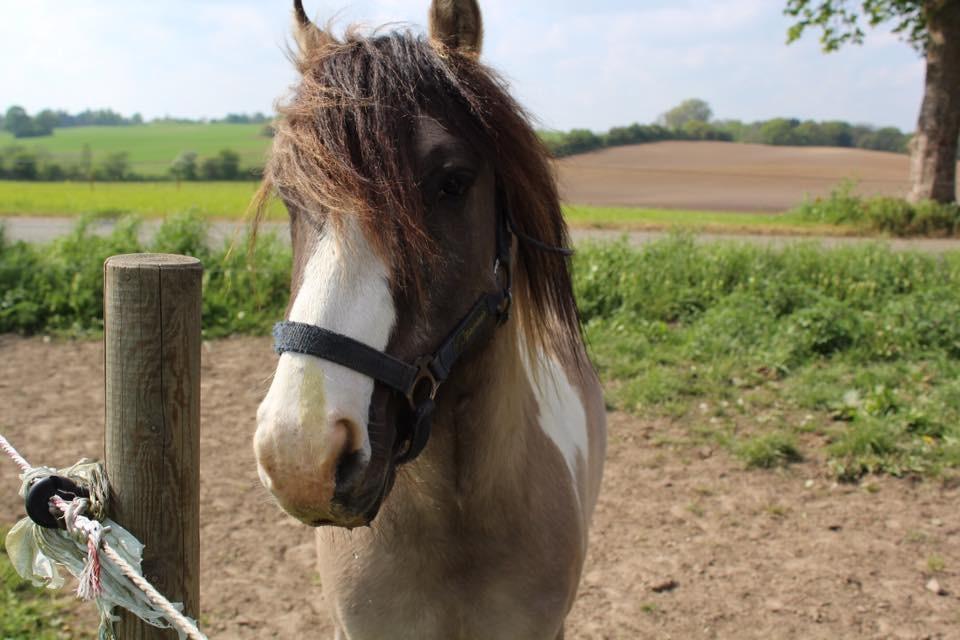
[1,336,957,639]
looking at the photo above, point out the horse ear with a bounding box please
[428,0,483,57]
[293,0,331,55]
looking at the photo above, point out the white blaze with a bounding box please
[257,217,396,470]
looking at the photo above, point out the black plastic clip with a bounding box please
[25,475,90,529]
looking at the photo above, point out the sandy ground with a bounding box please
[555,141,960,212]
[1,336,958,639]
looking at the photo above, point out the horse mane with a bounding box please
[253,27,583,364]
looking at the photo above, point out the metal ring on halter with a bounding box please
[404,356,440,411]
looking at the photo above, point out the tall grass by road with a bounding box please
[2,212,958,481]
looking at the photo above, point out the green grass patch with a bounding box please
[564,204,846,235]
[0,527,87,639]
[576,235,960,480]
[0,181,285,220]
[736,433,803,469]
[0,123,270,177]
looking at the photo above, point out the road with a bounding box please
[3,215,960,253]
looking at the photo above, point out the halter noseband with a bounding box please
[272,205,514,465]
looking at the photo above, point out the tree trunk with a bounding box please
[908,1,960,204]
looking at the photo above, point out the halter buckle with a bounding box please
[405,356,440,410]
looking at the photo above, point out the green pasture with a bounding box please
[0,180,845,234]
[0,181,285,220]
[0,123,270,176]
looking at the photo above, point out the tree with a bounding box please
[200,156,222,180]
[4,106,36,138]
[217,149,241,180]
[35,109,59,135]
[760,118,803,145]
[170,151,198,184]
[659,98,713,130]
[8,148,38,179]
[100,152,129,180]
[80,144,93,180]
[786,1,960,203]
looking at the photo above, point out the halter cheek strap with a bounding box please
[272,206,514,465]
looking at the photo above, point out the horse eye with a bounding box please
[438,171,474,199]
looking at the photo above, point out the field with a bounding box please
[0,181,284,219]
[0,123,270,176]
[556,140,960,211]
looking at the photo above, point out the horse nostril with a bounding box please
[335,448,365,496]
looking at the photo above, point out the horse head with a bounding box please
[254,0,578,529]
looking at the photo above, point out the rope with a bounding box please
[0,433,208,640]
[0,434,31,473]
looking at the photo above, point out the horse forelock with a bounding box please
[253,27,583,367]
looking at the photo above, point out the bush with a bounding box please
[791,179,865,225]
[792,180,960,237]
[0,211,291,336]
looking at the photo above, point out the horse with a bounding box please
[253,1,606,637]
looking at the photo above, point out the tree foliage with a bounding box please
[785,0,929,52]
[659,98,713,129]
[3,106,53,138]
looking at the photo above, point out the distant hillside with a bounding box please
[554,140,951,212]
[0,123,270,177]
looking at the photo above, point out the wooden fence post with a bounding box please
[104,254,202,639]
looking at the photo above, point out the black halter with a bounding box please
[273,206,515,465]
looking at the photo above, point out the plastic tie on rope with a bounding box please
[2,444,206,640]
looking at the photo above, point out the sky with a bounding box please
[0,0,925,133]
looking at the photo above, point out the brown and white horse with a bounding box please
[253,1,606,637]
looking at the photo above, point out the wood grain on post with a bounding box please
[104,254,202,640]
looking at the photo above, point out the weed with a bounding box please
[927,554,946,574]
[736,433,803,469]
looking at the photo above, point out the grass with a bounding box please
[0,181,285,220]
[0,123,270,176]
[575,236,960,480]
[0,527,87,639]
[736,433,803,469]
[563,204,848,235]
